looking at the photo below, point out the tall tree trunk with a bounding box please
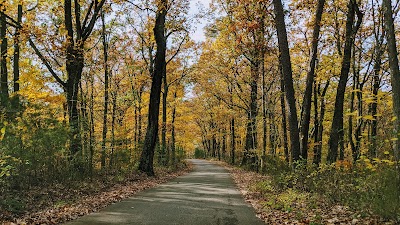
[280,76,289,162]
[328,0,362,163]
[273,0,301,162]
[313,81,329,165]
[300,0,326,160]
[138,0,167,176]
[170,91,177,166]
[0,6,8,110]
[230,117,235,165]
[383,0,400,164]
[161,73,168,165]
[370,43,382,157]
[242,63,259,169]
[12,4,22,111]
[89,74,95,175]
[110,92,117,169]
[101,11,109,170]
[313,80,320,165]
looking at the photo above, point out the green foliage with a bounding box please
[259,157,400,220]
[194,148,205,158]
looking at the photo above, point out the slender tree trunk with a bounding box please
[161,73,168,165]
[383,0,400,164]
[12,4,22,111]
[230,117,235,165]
[280,76,289,162]
[300,0,326,160]
[101,11,109,170]
[110,92,117,169]
[0,7,8,110]
[138,0,167,176]
[273,0,301,162]
[328,0,362,163]
[171,91,177,166]
[242,63,259,169]
[89,74,95,175]
[370,44,382,157]
[313,80,320,165]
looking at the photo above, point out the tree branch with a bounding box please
[28,38,67,88]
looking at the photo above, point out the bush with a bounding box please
[260,156,400,220]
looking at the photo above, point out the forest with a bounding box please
[0,0,400,224]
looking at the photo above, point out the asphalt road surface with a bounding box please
[66,159,264,225]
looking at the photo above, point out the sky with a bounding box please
[189,0,213,42]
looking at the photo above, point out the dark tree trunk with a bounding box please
[89,75,95,175]
[314,80,329,165]
[101,11,109,170]
[300,0,325,160]
[269,108,277,156]
[328,0,362,163]
[12,4,22,111]
[230,117,235,165]
[110,92,117,169]
[242,63,259,169]
[370,44,382,157]
[171,91,177,166]
[0,8,8,110]
[273,0,301,162]
[383,0,400,163]
[161,73,168,165]
[280,76,289,162]
[138,0,167,176]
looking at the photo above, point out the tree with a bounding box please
[273,0,301,162]
[0,2,8,110]
[138,0,167,176]
[299,0,326,160]
[383,0,400,163]
[327,0,362,163]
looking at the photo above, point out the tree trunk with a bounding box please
[89,74,95,175]
[230,117,235,165]
[370,43,382,157]
[328,0,362,163]
[161,73,168,165]
[300,0,325,160]
[138,0,167,176]
[171,91,177,166]
[242,63,259,169]
[383,0,400,164]
[110,92,117,169]
[273,0,301,162]
[12,4,22,111]
[101,11,109,170]
[0,7,8,110]
[280,76,289,162]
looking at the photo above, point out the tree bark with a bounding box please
[273,0,301,162]
[300,0,325,160]
[101,10,109,170]
[280,75,289,162]
[328,0,362,163]
[0,6,8,110]
[161,72,168,165]
[383,0,400,164]
[12,4,22,111]
[138,0,167,176]
[242,63,259,169]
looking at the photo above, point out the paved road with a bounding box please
[66,159,264,225]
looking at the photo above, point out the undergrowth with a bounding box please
[255,155,400,221]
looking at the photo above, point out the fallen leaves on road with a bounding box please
[1,164,192,225]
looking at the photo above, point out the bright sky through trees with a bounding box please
[189,0,212,42]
